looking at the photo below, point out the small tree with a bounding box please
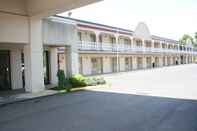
[57,70,66,89]
[194,32,197,46]
[179,34,194,45]
[195,32,197,41]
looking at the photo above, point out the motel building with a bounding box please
[50,16,197,76]
[0,0,101,93]
[0,1,197,94]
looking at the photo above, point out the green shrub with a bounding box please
[57,70,66,89]
[84,78,97,86]
[69,74,87,87]
[84,77,106,86]
[64,78,72,92]
[57,71,106,90]
[95,77,106,85]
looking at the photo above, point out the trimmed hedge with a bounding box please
[69,74,87,87]
[85,77,106,86]
[56,70,106,90]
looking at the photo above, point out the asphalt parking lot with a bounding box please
[0,64,197,131]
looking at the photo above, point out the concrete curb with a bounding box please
[0,91,62,107]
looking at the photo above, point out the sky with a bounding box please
[60,0,197,40]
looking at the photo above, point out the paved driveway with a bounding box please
[0,64,197,131]
[96,64,197,100]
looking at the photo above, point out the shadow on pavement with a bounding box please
[0,90,197,131]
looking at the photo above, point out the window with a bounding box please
[146,41,152,47]
[90,34,96,42]
[110,37,116,44]
[124,39,130,44]
[136,40,142,47]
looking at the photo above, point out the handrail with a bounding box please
[78,41,197,55]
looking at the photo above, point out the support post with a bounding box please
[24,17,45,93]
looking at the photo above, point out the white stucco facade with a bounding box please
[0,0,101,93]
[0,0,196,94]
[53,16,197,77]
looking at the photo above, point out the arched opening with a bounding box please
[133,38,143,47]
[145,40,152,48]
[78,30,96,42]
[119,36,132,51]
[99,33,116,51]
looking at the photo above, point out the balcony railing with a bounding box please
[78,41,197,55]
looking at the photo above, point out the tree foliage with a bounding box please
[195,32,197,42]
[179,34,194,45]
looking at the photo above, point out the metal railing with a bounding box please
[78,41,197,55]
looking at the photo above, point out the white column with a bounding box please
[132,56,137,70]
[10,49,23,90]
[95,32,101,49]
[50,47,58,85]
[115,35,120,72]
[95,31,101,43]
[142,39,145,52]
[24,17,45,93]
[143,56,147,69]
[152,40,154,49]
[65,26,79,77]
[65,46,79,76]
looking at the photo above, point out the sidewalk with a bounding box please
[0,89,59,107]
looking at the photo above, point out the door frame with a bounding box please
[0,50,12,90]
[43,50,50,85]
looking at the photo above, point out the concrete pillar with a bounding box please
[95,32,100,43]
[142,39,145,52]
[95,32,102,49]
[24,18,45,93]
[132,56,137,70]
[115,35,120,72]
[10,49,23,90]
[165,56,168,66]
[151,40,154,49]
[50,48,58,85]
[143,56,147,69]
[103,57,111,73]
[65,46,79,76]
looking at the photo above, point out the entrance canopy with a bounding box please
[0,0,102,17]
